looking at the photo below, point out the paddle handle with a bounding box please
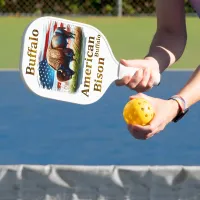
[118,64,161,86]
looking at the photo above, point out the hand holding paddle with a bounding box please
[116,57,161,92]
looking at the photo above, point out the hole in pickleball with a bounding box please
[145,114,148,117]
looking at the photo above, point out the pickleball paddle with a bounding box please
[20,16,160,105]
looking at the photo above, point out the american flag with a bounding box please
[38,59,55,90]
[38,20,73,90]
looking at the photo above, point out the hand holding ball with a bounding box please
[123,98,155,126]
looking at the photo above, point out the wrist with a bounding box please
[144,56,160,72]
[168,95,189,123]
[167,99,181,120]
[145,46,177,73]
[144,56,161,85]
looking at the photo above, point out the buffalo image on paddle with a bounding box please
[46,27,76,82]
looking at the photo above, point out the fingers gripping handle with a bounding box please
[118,64,161,86]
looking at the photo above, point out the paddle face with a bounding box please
[20,16,118,105]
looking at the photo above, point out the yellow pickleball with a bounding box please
[123,98,155,126]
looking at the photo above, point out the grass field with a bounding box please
[1,16,200,69]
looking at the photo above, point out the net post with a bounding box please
[117,0,122,17]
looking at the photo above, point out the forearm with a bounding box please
[176,65,200,108]
[145,30,187,73]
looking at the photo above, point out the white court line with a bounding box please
[0,68,194,72]
[0,68,19,71]
[166,68,194,71]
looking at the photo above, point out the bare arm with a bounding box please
[145,0,187,73]
[175,66,200,108]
